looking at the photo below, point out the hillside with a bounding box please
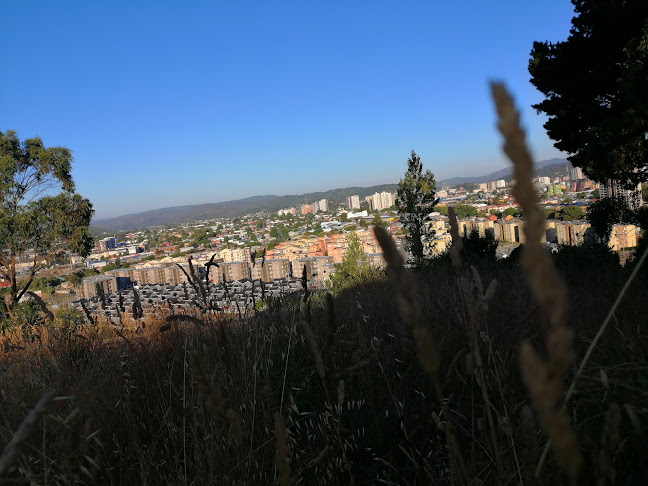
[92,184,399,231]
[92,158,569,231]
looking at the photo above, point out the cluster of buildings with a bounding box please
[73,278,305,320]
[366,192,397,211]
[600,179,644,210]
[79,229,392,300]
[300,198,330,215]
[265,230,383,263]
[424,214,642,257]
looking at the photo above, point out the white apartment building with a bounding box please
[318,198,329,212]
[346,195,360,210]
[569,166,584,181]
[380,192,395,209]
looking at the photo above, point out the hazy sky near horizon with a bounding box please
[2,1,574,220]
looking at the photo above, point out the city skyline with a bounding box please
[1,1,574,219]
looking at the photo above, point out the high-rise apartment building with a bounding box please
[608,224,640,251]
[569,166,584,181]
[220,247,251,263]
[318,198,329,212]
[600,179,643,210]
[98,237,116,251]
[346,195,360,210]
[380,192,395,209]
[221,262,250,282]
[301,204,313,215]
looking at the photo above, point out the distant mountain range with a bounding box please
[439,158,569,186]
[92,158,569,231]
[93,184,399,231]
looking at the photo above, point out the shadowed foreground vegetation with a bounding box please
[1,243,647,485]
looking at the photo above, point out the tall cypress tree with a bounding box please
[396,151,439,261]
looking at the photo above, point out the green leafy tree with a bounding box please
[462,229,498,259]
[434,205,449,216]
[339,212,349,222]
[560,205,586,221]
[327,232,375,292]
[592,189,600,199]
[397,151,439,260]
[587,197,635,242]
[0,131,93,318]
[452,204,479,219]
[529,0,648,184]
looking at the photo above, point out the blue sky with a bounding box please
[1,1,575,220]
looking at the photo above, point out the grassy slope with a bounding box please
[1,249,647,484]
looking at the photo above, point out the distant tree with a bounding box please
[577,192,586,199]
[397,151,439,260]
[592,189,600,199]
[0,131,94,318]
[462,229,498,259]
[529,0,648,184]
[560,205,586,221]
[452,204,479,219]
[270,227,278,238]
[587,197,635,242]
[501,207,522,218]
[327,232,375,292]
[433,205,449,216]
[339,212,349,222]
[372,212,383,224]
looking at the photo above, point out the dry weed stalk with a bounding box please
[274,412,291,486]
[446,208,511,482]
[373,224,469,484]
[447,207,464,269]
[189,351,225,422]
[0,391,55,478]
[491,81,582,478]
[25,291,54,322]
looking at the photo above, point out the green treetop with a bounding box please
[397,151,439,260]
[529,0,648,185]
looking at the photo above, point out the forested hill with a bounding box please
[92,184,399,231]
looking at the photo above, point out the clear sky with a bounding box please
[1,1,575,220]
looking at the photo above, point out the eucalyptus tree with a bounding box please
[0,130,94,317]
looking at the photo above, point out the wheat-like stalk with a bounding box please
[274,412,291,486]
[0,391,55,478]
[491,81,582,478]
[373,224,469,483]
